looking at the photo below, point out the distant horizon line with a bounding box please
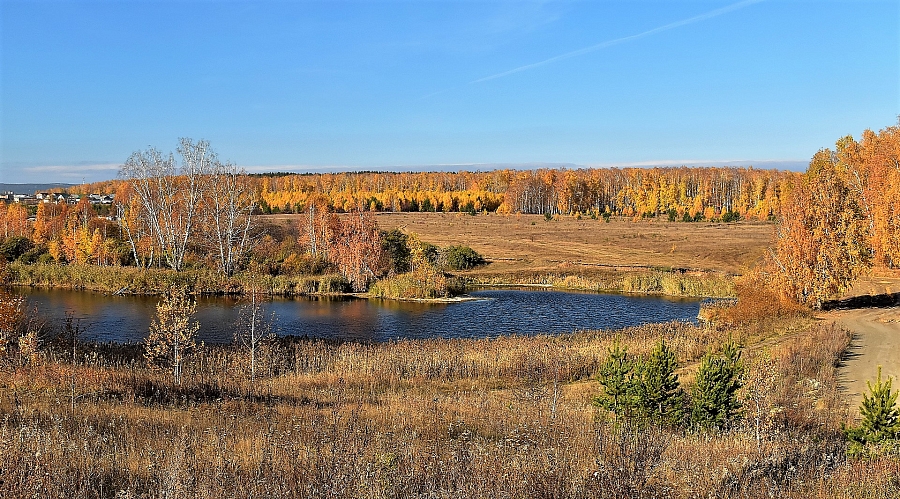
[2,158,809,184]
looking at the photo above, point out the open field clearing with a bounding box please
[374,213,774,275]
[265,213,775,276]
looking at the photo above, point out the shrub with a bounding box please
[279,252,328,276]
[719,271,806,325]
[17,244,49,264]
[721,211,741,223]
[416,240,440,266]
[0,236,33,261]
[35,252,55,265]
[317,274,350,294]
[441,245,485,271]
[368,273,464,300]
[380,228,411,274]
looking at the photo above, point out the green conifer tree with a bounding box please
[595,340,636,417]
[634,339,684,425]
[846,366,900,445]
[691,341,743,430]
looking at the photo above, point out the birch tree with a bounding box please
[114,182,154,268]
[328,210,386,292]
[119,138,213,271]
[234,287,274,386]
[770,150,870,308]
[206,161,256,276]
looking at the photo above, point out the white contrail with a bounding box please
[472,0,766,84]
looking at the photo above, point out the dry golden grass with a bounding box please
[373,212,773,275]
[263,212,774,275]
[1,314,895,499]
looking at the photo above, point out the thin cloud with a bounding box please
[584,159,807,171]
[1,163,121,184]
[472,0,765,84]
[19,163,120,174]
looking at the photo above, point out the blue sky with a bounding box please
[1,0,898,184]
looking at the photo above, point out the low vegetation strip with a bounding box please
[465,268,735,298]
[4,262,351,296]
[4,260,735,300]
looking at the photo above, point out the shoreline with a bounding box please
[3,262,735,302]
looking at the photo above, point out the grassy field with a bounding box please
[265,212,775,276]
[260,212,775,298]
[6,311,896,498]
[376,212,772,275]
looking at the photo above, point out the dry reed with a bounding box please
[0,316,896,498]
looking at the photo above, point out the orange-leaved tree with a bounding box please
[327,210,386,292]
[770,150,870,308]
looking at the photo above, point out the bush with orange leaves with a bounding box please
[698,270,806,328]
[0,287,46,364]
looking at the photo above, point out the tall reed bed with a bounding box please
[5,262,348,296]
[467,268,735,298]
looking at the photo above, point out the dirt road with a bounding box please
[830,306,900,415]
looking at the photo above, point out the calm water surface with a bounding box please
[15,287,701,344]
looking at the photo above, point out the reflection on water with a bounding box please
[14,287,701,344]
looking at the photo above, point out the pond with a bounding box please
[13,287,701,344]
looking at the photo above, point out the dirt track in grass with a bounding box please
[827,276,900,414]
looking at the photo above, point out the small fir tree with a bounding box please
[595,340,636,417]
[845,366,900,446]
[634,339,684,425]
[691,341,743,430]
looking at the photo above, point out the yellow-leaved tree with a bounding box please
[770,150,870,308]
[144,288,199,385]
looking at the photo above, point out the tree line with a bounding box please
[4,122,896,306]
[249,166,795,221]
[76,164,796,220]
[0,142,799,289]
[0,139,257,276]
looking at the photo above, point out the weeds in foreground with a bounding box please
[0,316,896,498]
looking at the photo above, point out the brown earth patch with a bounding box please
[826,306,900,415]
